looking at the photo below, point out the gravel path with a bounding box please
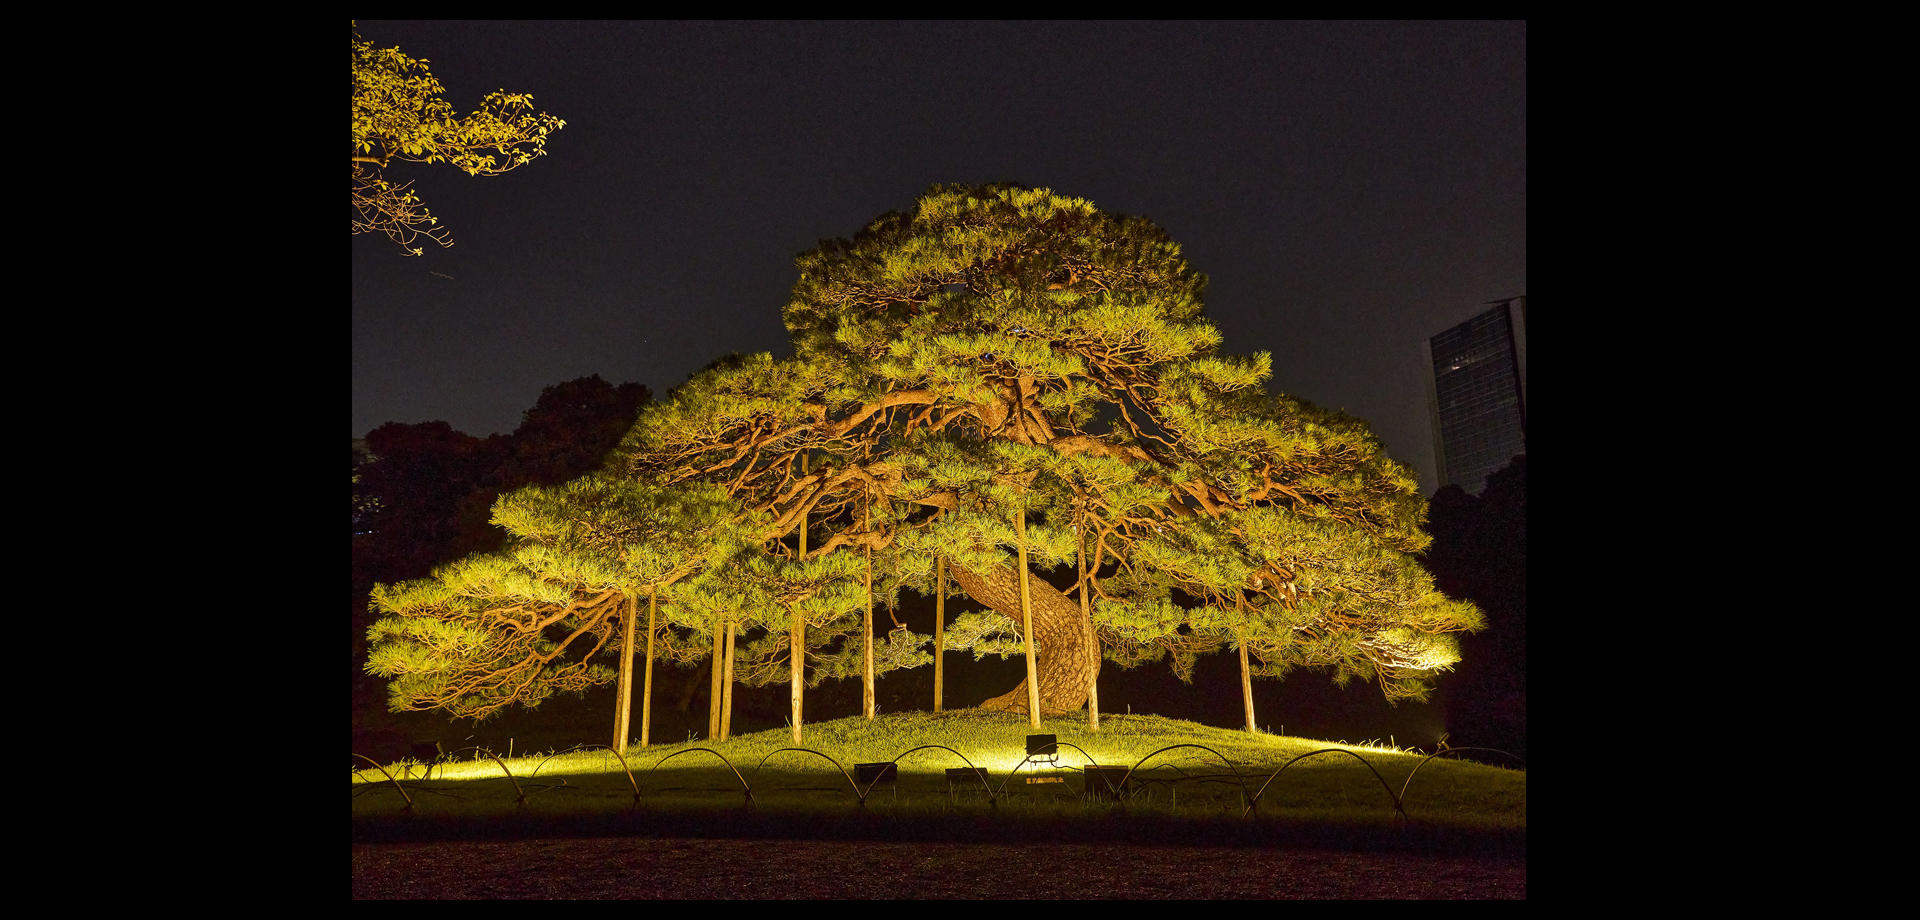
[353,836,1524,899]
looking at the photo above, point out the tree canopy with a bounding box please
[365,476,754,719]
[365,183,1481,731]
[353,376,650,589]
[351,22,565,255]
[612,184,1480,709]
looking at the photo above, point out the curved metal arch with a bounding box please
[996,740,1141,799]
[440,745,530,804]
[646,747,754,804]
[351,753,414,812]
[993,754,1045,798]
[1397,747,1526,812]
[888,744,996,802]
[1047,741,1100,770]
[523,745,584,781]
[1118,744,1250,801]
[754,747,861,801]
[519,743,643,804]
[1243,748,1404,819]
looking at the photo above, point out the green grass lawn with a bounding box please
[353,711,1523,851]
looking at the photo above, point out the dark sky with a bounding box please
[352,21,1525,494]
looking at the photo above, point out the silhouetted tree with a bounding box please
[354,421,510,586]
[353,376,652,588]
[495,376,654,487]
[1424,455,1526,757]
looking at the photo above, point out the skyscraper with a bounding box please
[1424,296,1527,494]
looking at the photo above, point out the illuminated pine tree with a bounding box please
[365,475,757,747]
[608,183,1483,719]
[718,549,867,745]
[715,549,926,740]
[365,548,618,721]
[656,557,908,743]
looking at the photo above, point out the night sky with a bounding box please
[351,20,1526,495]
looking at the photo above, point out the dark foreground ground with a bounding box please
[353,835,1525,899]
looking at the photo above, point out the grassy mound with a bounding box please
[354,711,1523,851]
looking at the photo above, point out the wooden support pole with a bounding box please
[792,454,807,745]
[613,592,635,751]
[1079,504,1099,733]
[1017,507,1041,729]
[721,620,736,740]
[863,501,876,721]
[934,555,945,713]
[709,622,723,740]
[642,586,657,748]
[1240,632,1257,734]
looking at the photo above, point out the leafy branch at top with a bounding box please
[351,23,566,255]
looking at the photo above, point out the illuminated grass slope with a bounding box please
[354,711,1523,847]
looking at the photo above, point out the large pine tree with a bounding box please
[610,183,1480,716]
[366,184,1480,732]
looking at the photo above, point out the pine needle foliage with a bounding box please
[365,183,1483,724]
[352,22,565,254]
[609,183,1480,710]
[365,475,758,720]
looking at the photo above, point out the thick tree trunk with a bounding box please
[949,559,1098,717]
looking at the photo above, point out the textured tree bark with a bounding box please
[950,560,1097,717]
